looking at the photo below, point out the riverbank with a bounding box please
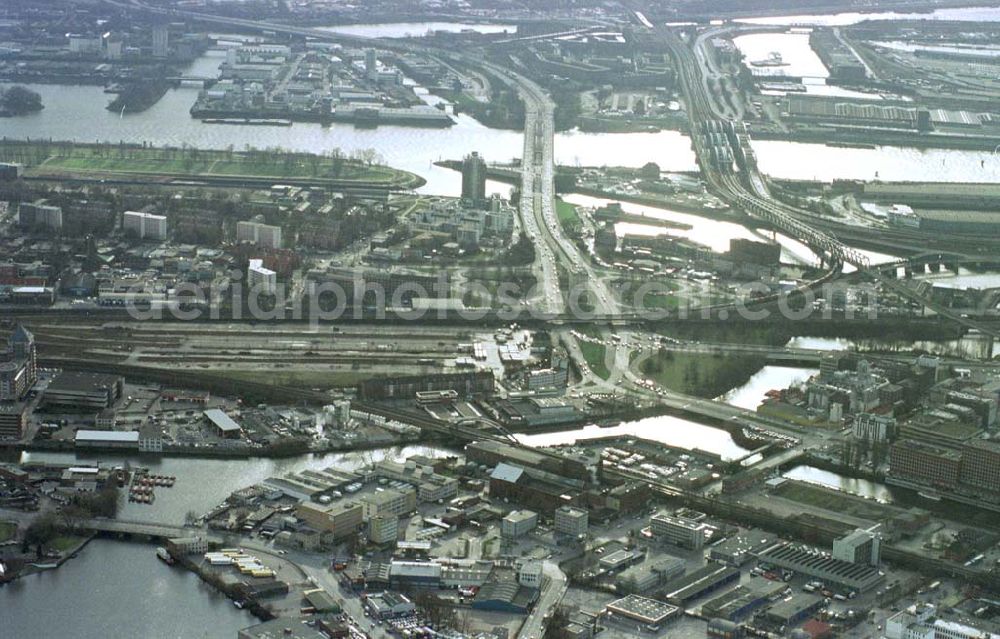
[3,431,424,460]
[1,138,425,190]
[752,127,1000,152]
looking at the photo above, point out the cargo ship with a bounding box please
[201,118,293,126]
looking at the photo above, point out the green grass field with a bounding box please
[773,481,890,522]
[575,327,610,379]
[639,350,766,398]
[48,535,85,553]
[0,141,416,185]
[556,199,581,229]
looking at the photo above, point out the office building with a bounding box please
[614,556,686,593]
[832,528,881,567]
[501,509,538,539]
[368,515,398,545]
[517,560,543,587]
[247,259,277,295]
[888,439,963,490]
[295,500,364,540]
[362,487,417,520]
[650,513,707,549]
[43,372,123,410]
[123,211,168,241]
[461,152,487,205]
[0,403,27,440]
[236,220,283,249]
[138,424,163,453]
[554,506,589,537]
[373,459,459,502]
[958,439,1000,493]
[152,24,169,57]
[0,325,37,401]
[853,413,895,442]
[18,200,63,230]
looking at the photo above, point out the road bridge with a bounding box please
[659,26,1000,340]
[79,518,191,539]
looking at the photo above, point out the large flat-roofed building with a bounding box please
[701,582,787,622]
[888,439,963,490]
[123,211,167,240]
[295,500,363,540]
[489,463,576,513]
[466,439,591,481]
[554,506,589,537]
[43,372,123,410]
[614,556,686,593]
[651,513,707,549]
[763,594,825,627]
[0,403,27,440]
[501,509,538,539]
[373,459,458,503]
[203,409,243,439]
[238,617,329,639]
[604,594,680,630]
[599,549,644,573]
[362,487,417,520]
[366,591,416,619]
[709,530,779,567]
[75,429,139,450]
[389,560,443,588]
[756,543,885,592]
[958,439,1000,493]
[663,562,740,605]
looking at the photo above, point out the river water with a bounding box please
[514,415,751,460]
[719,365,818,410]
[783,464,895,502]
[737,4,1000,25]
[316,22,517,38]
[19,445,450,525]
[2,539,256,639]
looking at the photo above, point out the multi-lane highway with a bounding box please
[658,25,1000,340]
